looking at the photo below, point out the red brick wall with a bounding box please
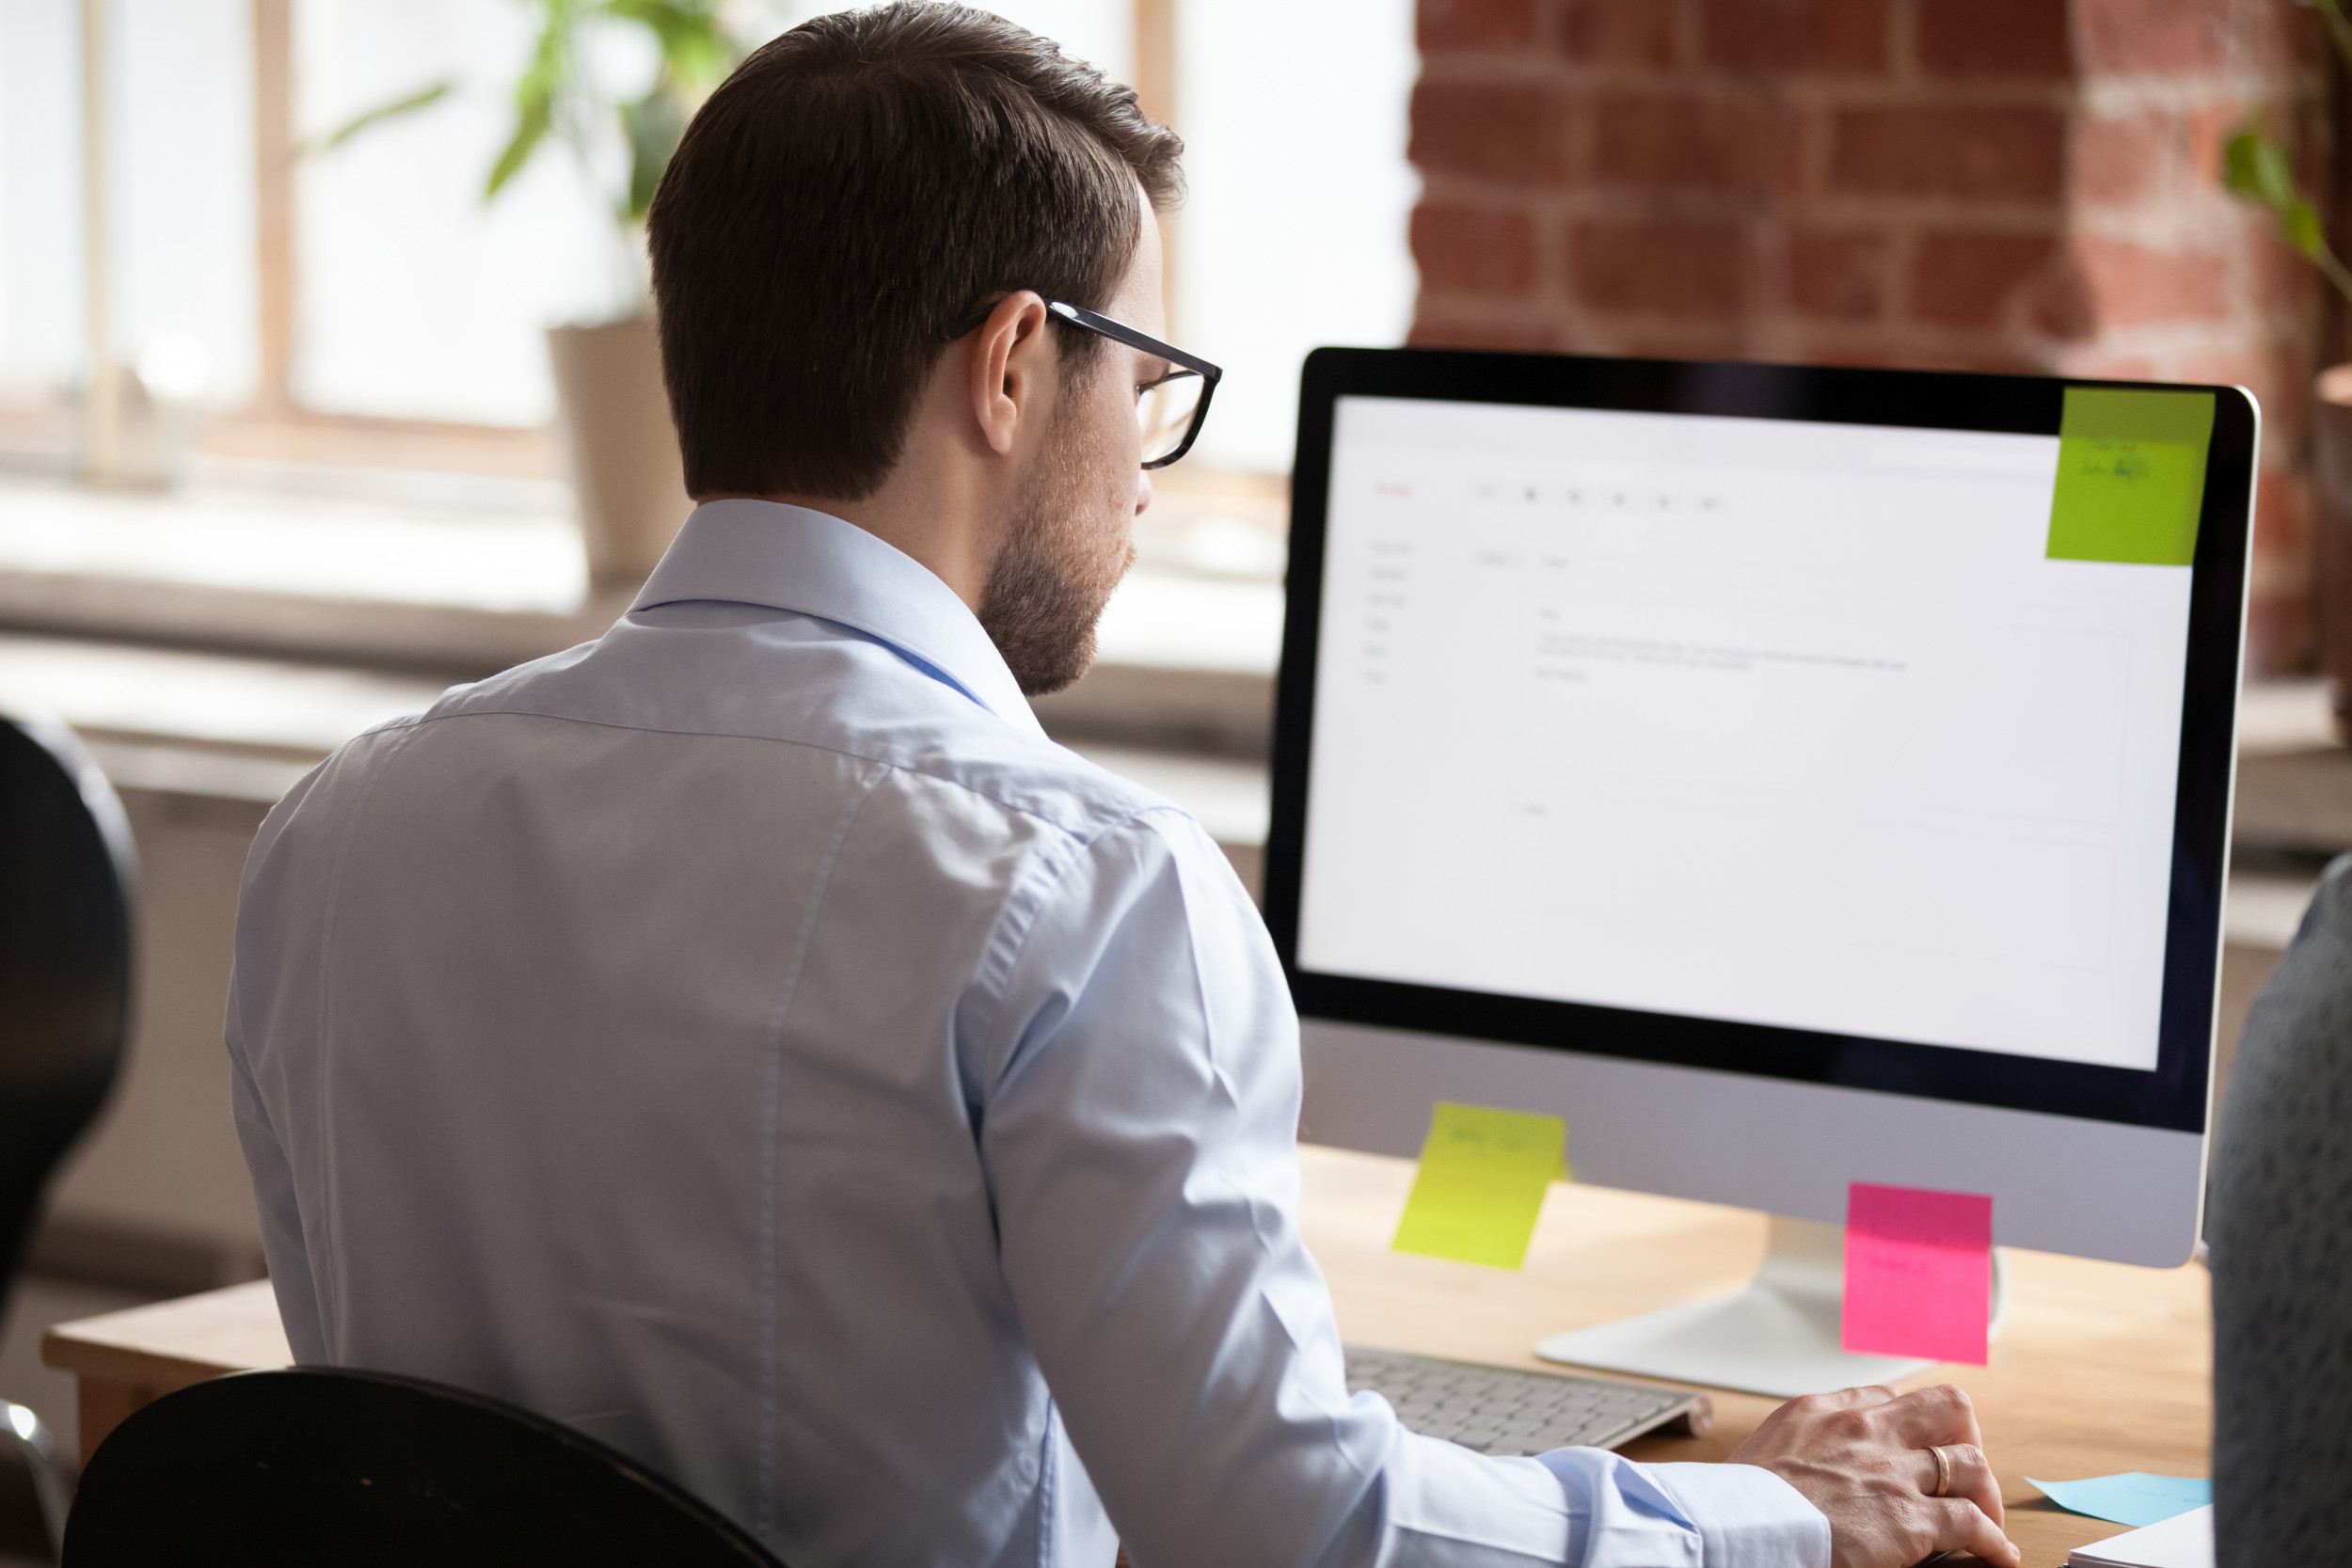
[1408,0,2328,672]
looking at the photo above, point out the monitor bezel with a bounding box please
[1262,348,2255,1135]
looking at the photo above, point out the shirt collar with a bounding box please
[630,499,1046,739]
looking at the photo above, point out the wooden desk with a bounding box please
[41,1279,292,1466]
[42,1148,2206,1564]
[1300,1149,2210,1566]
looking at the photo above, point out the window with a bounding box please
[1172,0,1416,471]
[1,0,1417,478]
[294,0,634,424]
[0,0,259,407]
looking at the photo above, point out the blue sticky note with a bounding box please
[2026,1473,2213,1528]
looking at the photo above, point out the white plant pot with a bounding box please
[79,367,203,489]
[546,316,691,589]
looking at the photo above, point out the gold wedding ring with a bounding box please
[1929,1444,1954,1498]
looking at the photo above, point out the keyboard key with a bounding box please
[1343,1345,1708,1455]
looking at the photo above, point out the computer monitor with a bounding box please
[1263,351,2255,1397]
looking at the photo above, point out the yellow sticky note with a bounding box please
[1391,1101,1567,1270]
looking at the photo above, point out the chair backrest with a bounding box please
[2208,850,2352,1567]
[0,714,135,1294]
[64,1366,787,1567]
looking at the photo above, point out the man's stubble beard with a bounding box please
[976,388,1136,698]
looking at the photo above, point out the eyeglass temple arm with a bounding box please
[940,300,1221,383]
[1048,302,1221,381]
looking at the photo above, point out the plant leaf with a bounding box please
[485,0,580,200]
[2222,127,2269,200]
[604,0,738,91]
[485,93,553,199]
[2315,241,2352,311]
[2222,124,2306,212]
[2253,138,2299,209]
[619,90,686,222]
[2285,198,2328,258]
[309,80,455,154]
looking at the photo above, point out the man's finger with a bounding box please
[1927,1496,2020,1568]
[1881,1383,1984,1448]
[1915,1441,2005,1528]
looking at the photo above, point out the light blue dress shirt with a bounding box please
[229,500,1827,1567]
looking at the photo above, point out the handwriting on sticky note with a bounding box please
[1391,1102,1566,1270]
[2026,1473,2212,1529]
[1841,1181,1993,1364]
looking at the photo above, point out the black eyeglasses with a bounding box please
[943,299,1222,468]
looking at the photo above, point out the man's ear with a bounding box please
[967,292,1052,457]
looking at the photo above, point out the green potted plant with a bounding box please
[320,0,745,587]
[2223,0,2352,735]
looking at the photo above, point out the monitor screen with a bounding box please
[1265,353,2256,1133]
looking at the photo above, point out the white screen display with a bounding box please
[1295,396,2199,1072]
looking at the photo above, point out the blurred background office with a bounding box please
[0,0,2348,1537]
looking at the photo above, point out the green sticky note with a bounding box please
[1391,1101,1567,1270]
[2045,387,2215,566]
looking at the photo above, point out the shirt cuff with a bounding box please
[1643,1462,1830,1568]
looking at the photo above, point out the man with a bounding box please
[228,8,2020,1567]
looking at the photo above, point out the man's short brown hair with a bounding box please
[647,3,1183,500]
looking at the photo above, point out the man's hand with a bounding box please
[1726,1384,2021,1568]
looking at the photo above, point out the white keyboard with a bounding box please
[1343,1346,1711,1457]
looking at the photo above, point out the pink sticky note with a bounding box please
[1841,1181,1993,1365]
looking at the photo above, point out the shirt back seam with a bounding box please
[392,703,1155,845]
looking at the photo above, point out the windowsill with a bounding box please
[0,461,1285,752]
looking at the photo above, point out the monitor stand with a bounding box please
[1533,1215,2010,1400]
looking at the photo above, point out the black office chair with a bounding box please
[63,1366,787,1565]
[2209,850,2352,1566]
[0,711,136,1558]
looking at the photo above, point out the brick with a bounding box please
[1860,344,2061,375]
[1829,106,2066,202]
[2249,222,2319,314]
[1412,205,1541,296]
[2184,102,2259,189]
[2245,588,2311,676]
[1570,219,1745,316]
[2176,344,2306,444]
[1409,81,1577,185]
[2185,103,2328,198]
[1788,229,1889,319]
[1803,344,1915,370]
[1559,0,1677,67]
[2027,255,2098,338]
[2243,0,2329,75]
[2247,469,2313,676]
[2072,111,2171,205]
[2076,0,2228,73]
[1612,330,1748,360]
[1419,0,1544,52]
[1701,0,1886,74]
[2247,599,2310,673]
[2265,366,2314,462]
[1937,351,2051,375]
[1917,0,2072,78]
[2252,469,2311,564]
[1911,231,2060,326]
[1592,96,1801,193]
[1847,348,2050,375]
[2056,349,2159,381]
[1407,319,1560,351]
[2071,236,2230,326]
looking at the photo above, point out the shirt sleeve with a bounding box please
[225,971,328,1366]
[223,763,341,1369]
[1534,1451,1831,1567]
[971,810,1828,1568]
